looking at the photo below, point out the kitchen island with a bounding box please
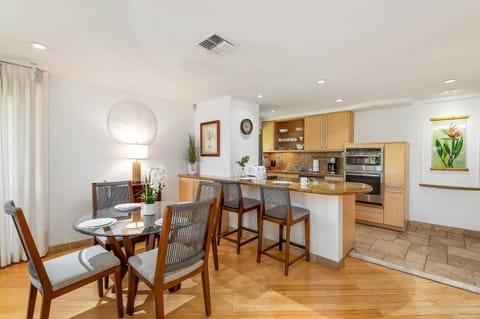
[178,174,372,269]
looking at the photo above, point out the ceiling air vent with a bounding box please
[198,34,236,55]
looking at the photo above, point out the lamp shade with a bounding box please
[126,144,149,159]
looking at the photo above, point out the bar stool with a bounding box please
[217,180,261,254]
[257,185,310,276]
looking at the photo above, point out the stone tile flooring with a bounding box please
[349,222,480,294]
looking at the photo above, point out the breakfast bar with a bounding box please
[179,174,372,269]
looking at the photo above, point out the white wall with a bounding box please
[195,96,259,177]
[354,95,480,231]
[230,96,260,174]
[49,75,193,245]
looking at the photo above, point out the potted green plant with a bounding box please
[236,155,250,177]
[186,133,198,174]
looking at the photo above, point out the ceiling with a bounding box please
[1,0,479,119]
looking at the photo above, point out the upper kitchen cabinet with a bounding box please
[304,111,354,152]
[273,117,305,151]
[262,121,275,152]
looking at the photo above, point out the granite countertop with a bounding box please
[179,174,372,196]
[267,170,344,179]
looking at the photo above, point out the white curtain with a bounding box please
[0,62,49,267]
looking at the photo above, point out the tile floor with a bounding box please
[349,222,480,294]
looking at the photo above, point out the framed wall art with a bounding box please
[430,115,468,171]
[200,120,220,156]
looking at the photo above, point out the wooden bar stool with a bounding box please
[217,181,261,254]
[257,185,310,276]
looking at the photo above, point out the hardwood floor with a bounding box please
[1,241,479,318]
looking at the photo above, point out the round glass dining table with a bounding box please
[72,201,176,278]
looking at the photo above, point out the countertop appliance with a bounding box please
[344,146,384,205]
[327,157,337,175]
[312,159,319,172]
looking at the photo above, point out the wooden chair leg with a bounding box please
[211,233,219,270]
[201,267,212,316]
[113,267,124,318]
[257,216,264,263]
[284,225,291,276]
[40,295,52,319]
[97,278,104,298]
[236,211,242,254]
[217,209,223,245]
[154,288,165,319]
[278,224,284,251]
[127,270,139,315]
[27,284,37,319]
[104,276,110,290]
[305,217,310,262]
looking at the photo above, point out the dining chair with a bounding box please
[257,185,310,276]
[126,198,216,318]
[217,180,261,254]
[3,200,124,318]
[92,180,143,290]
[195,181,223,270]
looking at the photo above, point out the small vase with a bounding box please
[188,162,197,174]
[143,203,155,216]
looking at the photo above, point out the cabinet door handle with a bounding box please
[386,189,402,193]
[387,184,402,188]
[357,206,383,214]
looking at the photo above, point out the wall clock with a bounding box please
[240,118,253,135]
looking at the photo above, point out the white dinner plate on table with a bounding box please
[114,203,141,211]
[78,218,117,228]
[238,177,253,181]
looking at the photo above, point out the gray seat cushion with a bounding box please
[265,205,309,220]
[224,197,260,210]
[30,245,120,292]
[128,246,204,285]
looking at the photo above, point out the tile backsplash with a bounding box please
[263,151,344,174]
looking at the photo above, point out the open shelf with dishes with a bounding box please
[274,118,304,151]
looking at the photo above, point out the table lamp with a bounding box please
[126,144,149,183]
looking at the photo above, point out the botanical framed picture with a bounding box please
[200,120,220,156]
[430,115,468,171]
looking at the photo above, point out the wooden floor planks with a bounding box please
[0,240,479,318]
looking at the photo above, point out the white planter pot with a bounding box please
[188,163,198,174]
[143,203,155,216]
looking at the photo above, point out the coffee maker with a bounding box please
[327,157,337,174]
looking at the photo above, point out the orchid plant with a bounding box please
[142,166,167,204]
[434,123,464,168]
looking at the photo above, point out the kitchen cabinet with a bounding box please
[273,118,305,151]
[262,121,275,152]
[304,111,354,151]
[179,177,202,201]
[383,142,408,229]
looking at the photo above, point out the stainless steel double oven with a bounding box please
[344,146,384,205]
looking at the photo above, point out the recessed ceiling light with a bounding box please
[317,79,327,84]
[270,109,276,113]
[31,42,47,50]
[443,79,456,84]
[257,94,263,98]
[335,98,343,103]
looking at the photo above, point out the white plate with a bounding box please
[272,181,292,186]
[238,177,252,181]
[114,203,141,211]
[78,218,117,228]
